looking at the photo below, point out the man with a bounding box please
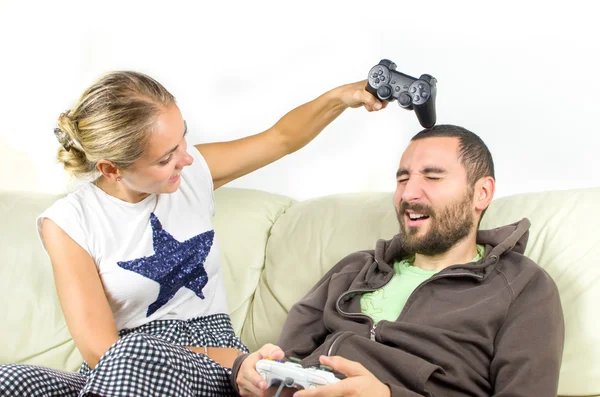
[233,125,564,397]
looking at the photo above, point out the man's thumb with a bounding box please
[320,355,366,377]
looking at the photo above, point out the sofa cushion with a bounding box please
[213,188,295,336]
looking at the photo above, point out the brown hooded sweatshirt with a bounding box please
[231,219,564,396]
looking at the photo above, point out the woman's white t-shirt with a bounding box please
[37,147,228,331]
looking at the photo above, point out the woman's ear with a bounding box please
[96,160,122,182]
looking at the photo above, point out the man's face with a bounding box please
[393,137,476,256]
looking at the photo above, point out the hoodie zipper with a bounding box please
[322,284,380,357]
[326,334,342,356]
[370,323,377,341]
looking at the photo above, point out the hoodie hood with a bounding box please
[478,218,530,257]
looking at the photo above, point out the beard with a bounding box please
[396,188,475,256]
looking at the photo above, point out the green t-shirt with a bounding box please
[360,245,485,324]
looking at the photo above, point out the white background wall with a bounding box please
[1,0,599,200]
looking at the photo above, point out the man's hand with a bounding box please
[237,343,285,397]
[336,80,388,112]
[294,355,391,397]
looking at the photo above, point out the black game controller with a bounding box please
[366,59,437,128]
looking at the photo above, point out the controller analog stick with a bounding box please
[398,92,412,107]
[377,85,392,100]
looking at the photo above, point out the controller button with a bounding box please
[418,84,424,90]
[378,70,383,75]
[422,92,429,98]
[375,78,380,84]
[411,87,417,93]
[391,80,396,85]
[395,86,400,92]
[403,85,409,89]
[414,95,421,102]
[380,76,385,82]
[372,73,378,79]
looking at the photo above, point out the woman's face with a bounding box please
[119,104,194,199]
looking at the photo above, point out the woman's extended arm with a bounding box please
[196,80,384,189]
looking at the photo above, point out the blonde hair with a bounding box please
[56,71,176,178]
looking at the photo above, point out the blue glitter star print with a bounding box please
[117,213,214,317]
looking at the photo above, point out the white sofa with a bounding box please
[1,186,599,396]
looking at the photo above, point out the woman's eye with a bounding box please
[159,155,173,165]
[427,177,441,181]
[398,179,408,184]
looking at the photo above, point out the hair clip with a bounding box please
[54,127,74,151]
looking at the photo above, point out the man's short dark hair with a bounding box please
[411,124,495,186]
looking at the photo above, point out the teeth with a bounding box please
[409,213,426,220]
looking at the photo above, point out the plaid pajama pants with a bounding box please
[0,313,248,396]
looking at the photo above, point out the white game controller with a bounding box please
[256,359,341,390]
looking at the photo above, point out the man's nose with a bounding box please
[401,177,424,203]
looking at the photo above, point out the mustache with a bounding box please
[399,202,435,217]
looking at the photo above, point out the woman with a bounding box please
[0,71,385,396]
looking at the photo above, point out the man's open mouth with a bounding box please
[405,210,430,225]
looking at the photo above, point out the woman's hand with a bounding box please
[335,80,388,112]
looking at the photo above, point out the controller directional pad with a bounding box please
[370,66,390,87]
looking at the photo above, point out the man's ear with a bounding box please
[474,176,495,213]
[96,160,122,182]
